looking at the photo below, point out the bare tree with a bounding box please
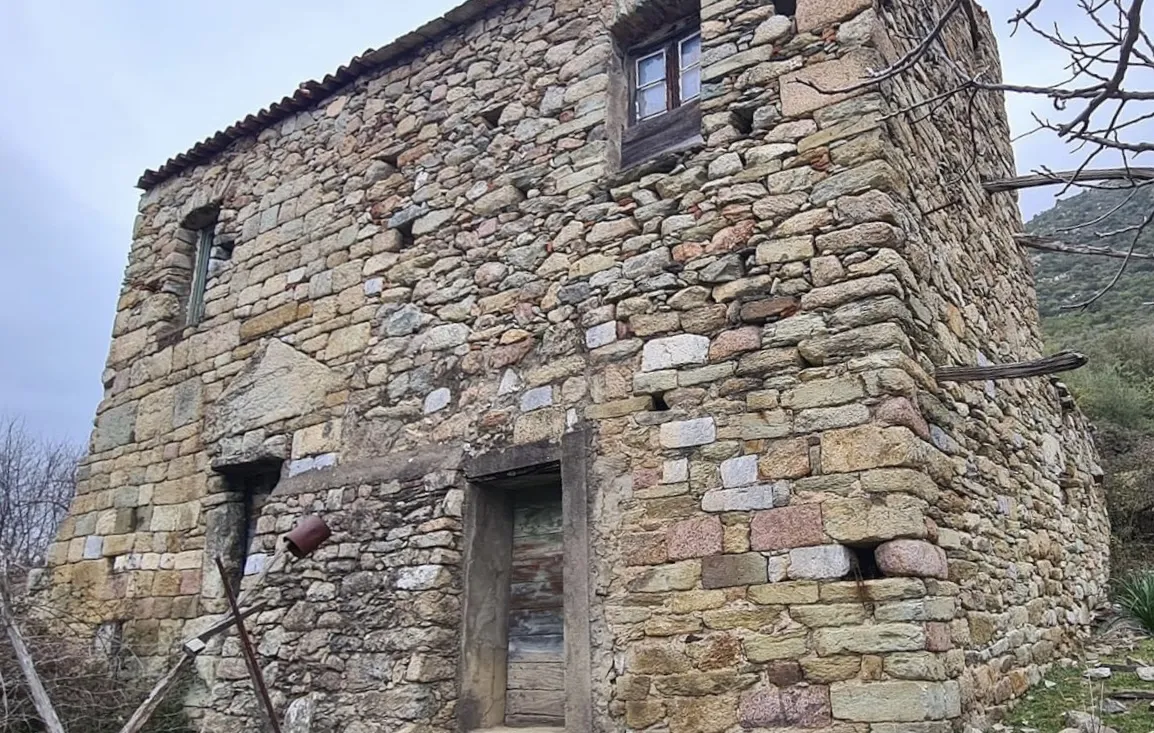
[0,416,79,575]
[813,0,1152,308]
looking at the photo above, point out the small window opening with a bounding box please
[774,0,797,14]
[392,217,417,248]
[652,393,671,412]
[481,104,508,130]
[186,225,213,326]
[730,107,755,136]
[237,470,277,578]
[850,545,884,581]
[93,620,125,668]
[210,464,280,590]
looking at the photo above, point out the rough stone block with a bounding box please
[759,438,811,479]
[702,553,768,588]
[667,694,738,733]
[875,539,949,580]
[629,561,701,592]
[520,386,554,412]
[780,53,870,117]
[292,419,343,458]
[860,468,941,502]
[586,396,653,420]
[668,516,723,560]
[663,458,689,484]
[801,656,861,683]
[643,334,710,371]
[743,632,809,662]
[739,684,831,728]
[788,544,852,580]
[822,494,927,544]
[721,454,758,488]
[748,581,819,605]
[829,680,961,722]
[751,505,825,550]
[740,297,799,324]
[702,483,788,512]
[814,623,925,655]
[634,370,678,394]
[710,327,761,360]
[796,0,874,32]
[799,323,911,365]
[240,302,301,341]
[424,388,451,414]
[820,425,929,475]
[586,321,618,349]
[93,402,137,453]
[756,236,815,265]
[661,418,716,448]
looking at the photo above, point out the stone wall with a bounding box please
[45,0,1109,731]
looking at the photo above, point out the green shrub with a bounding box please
[1116,571,1154,634]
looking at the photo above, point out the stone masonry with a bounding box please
[45,0,1110,731]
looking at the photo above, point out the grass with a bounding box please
[1007,638,1154,733]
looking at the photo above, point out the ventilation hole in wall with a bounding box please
[216,240,236,261]
[652,393,671,412]
[480,104,508,129]
[773,0,797,15]
[849,545,884,580]
[379,152,400,168]
[730,107,755,136]
[393,218,416,248]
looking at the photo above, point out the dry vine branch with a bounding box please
[806,0,1154,307]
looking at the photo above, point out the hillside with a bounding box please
[1028,185,1154,338]
[1026,184,1154,577]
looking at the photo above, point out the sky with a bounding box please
[0,0,1141,445]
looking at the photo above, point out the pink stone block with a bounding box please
[667,516,723,560]
[873,397,931,440]
[750,505,825,551]
[926,622,952,652]
[710,327,762,361]
[875,539,948,579]
[740,684,831,729]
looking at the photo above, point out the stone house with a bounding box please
[45,0,1111,731]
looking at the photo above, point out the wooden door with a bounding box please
[505,486,565,728]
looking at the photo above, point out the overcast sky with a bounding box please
[0,1,1132,445]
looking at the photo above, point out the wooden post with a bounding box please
[117,603,266,733]
[935,351,1088,382]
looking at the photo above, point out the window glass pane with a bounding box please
[637,52,666,87]
[637,84,667,119]
[680,34,701,70]
[681,66,701,101]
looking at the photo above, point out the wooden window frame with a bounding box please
[620,22,703,170]
[627,27,701,124]
[186,225,213,326]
